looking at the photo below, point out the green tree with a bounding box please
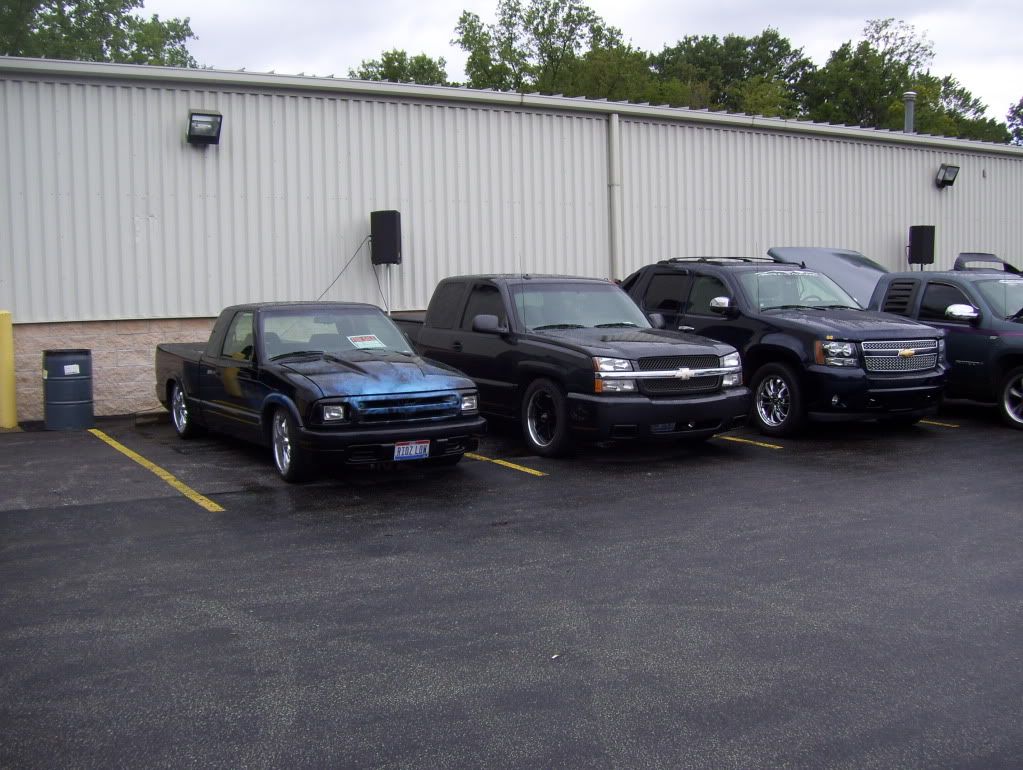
[0,0,197,66]
[1009,97,1023,145]
[349,49,449,85]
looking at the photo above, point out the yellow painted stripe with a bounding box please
[88,429,225,512]
[920,419,959,428]
[714,434,784,450]
[465,451,548,477]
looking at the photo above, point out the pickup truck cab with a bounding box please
[392,275,749,456]
[622,258,948,436]
[869,253,1023,429]
[156,302,485,481]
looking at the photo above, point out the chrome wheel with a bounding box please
[1002,369,1023,427]
[272,410,292,474]
[526,389,558,448]
[171,385,188,434]
[756,375,791,428]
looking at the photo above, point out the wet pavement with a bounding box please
[1,404,1022,768]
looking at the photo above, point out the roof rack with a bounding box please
[659,256,784,266]
[953,253,1021,274]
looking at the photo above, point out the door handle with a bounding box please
[452,341,463,352]
[678,325,695,332]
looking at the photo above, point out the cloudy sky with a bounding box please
[143,0,1021,121]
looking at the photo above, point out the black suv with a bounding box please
[868,253,1023,429]
[622,258,948,436]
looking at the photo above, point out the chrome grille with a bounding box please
[638,355,719,371]
[640,376,722,396]
[351,393,460,423]
[862,339,940,373]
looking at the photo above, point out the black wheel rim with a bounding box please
[526,390,557,447]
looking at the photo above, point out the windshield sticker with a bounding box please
[347,334,386,350]
[758,270,819,277]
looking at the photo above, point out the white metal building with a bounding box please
[2,57,1022,420]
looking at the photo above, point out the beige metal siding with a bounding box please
[1,75,610,322]
[618,118,1023,276]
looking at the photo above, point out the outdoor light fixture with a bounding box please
[186,110,223,145]
[935,163,960,189]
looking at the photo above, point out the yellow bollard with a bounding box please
[0,311,16,428]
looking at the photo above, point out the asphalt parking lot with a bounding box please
[2,404,1022,769]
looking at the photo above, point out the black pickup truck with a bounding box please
[156,302,485,481]
[621,258,948,436]
[392,275,749,456]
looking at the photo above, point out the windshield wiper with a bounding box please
[594,322,640,328]
[532,323,586,330]
[817,304,860,310]
[764,304,816,311]
[268,350,324,361]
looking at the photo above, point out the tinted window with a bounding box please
[222,311,254,360]
[975,279,1023,318]
[686,275,729,315]
[510,282,651,330]
[643,273,690,312]
[461,284,507,329]
[426,282,467,329]
[920,283,971,322]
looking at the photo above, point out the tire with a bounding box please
[521,378,573,457]
[750,362,805,437]
[271,407,312,482]
[999,366,1023,429]
[169,382,203,439]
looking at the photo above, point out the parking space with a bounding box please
[2,407,1021,768]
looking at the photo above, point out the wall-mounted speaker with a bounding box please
[371,210,402,265]
[908,225,935,265]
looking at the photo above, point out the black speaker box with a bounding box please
[908,225,935,265]
[371,210,402,265]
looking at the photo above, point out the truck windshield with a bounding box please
[975,278,1023,319]
[260,306,414,359]
[510,282,652,331]
[738,270,861,311]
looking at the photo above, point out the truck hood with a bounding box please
[761,308,941,340]
[277,351,473,397]
[532,327,735,358]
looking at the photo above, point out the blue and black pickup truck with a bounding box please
[155,302,485,481]
[392,275,750,456]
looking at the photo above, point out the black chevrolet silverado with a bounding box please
[392,275,750,456]
[622,258,948,436]
[156,302,485,481]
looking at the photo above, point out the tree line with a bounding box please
[2,0,1021,143]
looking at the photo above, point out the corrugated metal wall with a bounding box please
[2,62,1022,325]
[0,74,609,322]
[618,119,1023,276]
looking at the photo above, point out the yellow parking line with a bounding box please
[465,452,548,477]
[88,429,225,512]
[714,434,784,450]
[920,419,959,428]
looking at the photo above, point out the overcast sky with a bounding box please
[143,0,1021,121]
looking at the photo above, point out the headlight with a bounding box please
[461,393,479,412]
[721,352,741,369]
[322,404,346,421]
[815,340,859,367]
[938,338,946,358]
[594,357,632,372]
[600,379,637,393]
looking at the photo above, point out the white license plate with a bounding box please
[394,440,430,461]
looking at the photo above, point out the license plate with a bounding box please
[394,440,430,461]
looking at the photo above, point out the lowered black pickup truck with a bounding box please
[392,275,750,456]
[156,302,485,481]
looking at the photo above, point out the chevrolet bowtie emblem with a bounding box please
[899,349,916,358]
[674,367,694,379]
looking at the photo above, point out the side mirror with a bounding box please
[945,304,980,323]
[472,314,508,334]
[648,312,666,329]
[709,296,735,316]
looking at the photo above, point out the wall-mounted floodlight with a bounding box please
[186,110,223,145]
[935,163,960,189]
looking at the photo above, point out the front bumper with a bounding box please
[803,365,946,422]
[566,387,751,440]
[294,415,487,464]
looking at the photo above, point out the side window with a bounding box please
[221,311,254,360]
[425,282,467,329]
[642,273,690,313]
[686,275,730,316]
[919,282,971,322]
[461,284,507,329]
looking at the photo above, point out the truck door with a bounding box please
[456,282,519,416]
[917,281,989,398]
[200,310,265,440]
[679,273,753,352]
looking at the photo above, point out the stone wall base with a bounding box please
[13,318,215,423]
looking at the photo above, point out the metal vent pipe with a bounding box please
[903,91,917,133]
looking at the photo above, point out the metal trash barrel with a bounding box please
[43,349,94,430]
